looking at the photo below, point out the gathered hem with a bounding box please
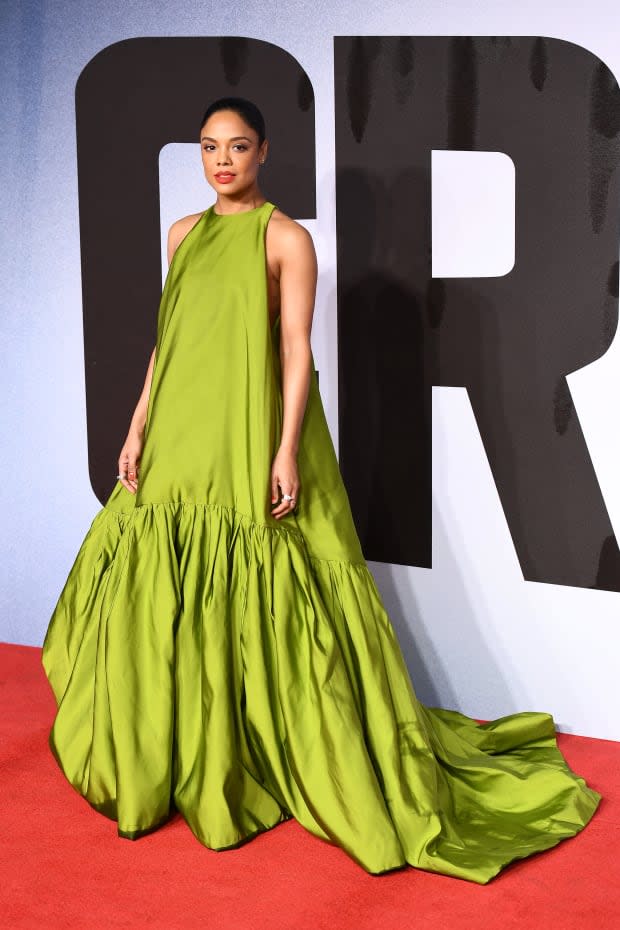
[104,495,367,566]
[41,486,602,883]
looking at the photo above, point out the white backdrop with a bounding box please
[2,0,619,738]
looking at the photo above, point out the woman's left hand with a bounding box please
[270,447,300,519]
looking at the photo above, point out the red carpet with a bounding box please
[1,641,618,930]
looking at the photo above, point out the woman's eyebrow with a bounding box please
[200,135,253,142]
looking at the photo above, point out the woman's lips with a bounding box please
[215,173,235,183]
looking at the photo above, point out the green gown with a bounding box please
[42,200,601,884]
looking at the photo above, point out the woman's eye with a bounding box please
[202,144,247,152]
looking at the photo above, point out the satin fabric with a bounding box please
[42,201,601,883]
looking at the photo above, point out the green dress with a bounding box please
[42,200,601,884]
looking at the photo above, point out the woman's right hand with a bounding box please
[118,429,144,494]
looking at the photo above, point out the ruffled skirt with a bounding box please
[42,499,601,884]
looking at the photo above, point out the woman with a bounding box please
[42,96,601,884]
[117,100,310,521]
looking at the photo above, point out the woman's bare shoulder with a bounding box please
[167,210,205,263]
[268,205,305,232]
[267,206,315,256]
[170,210,205,236]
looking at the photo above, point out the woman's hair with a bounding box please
[199,96,266,146]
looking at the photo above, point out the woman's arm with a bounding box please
[270,221,318,518]
[118,345,155,493]
[119,215,202,493]
[278,223,317,453]
[128,346,156,438]
[128,214,201,438]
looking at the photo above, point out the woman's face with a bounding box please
[200,109,267,195]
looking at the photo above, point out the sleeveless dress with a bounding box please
[42,200,601,884]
